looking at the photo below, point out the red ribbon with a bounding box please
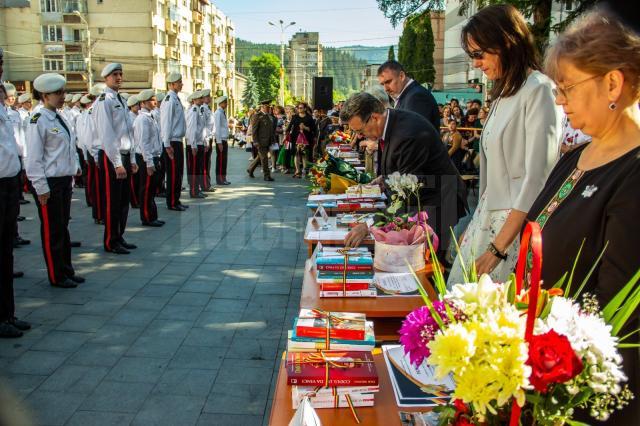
[509,221,543,426]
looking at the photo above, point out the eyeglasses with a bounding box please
[468,50,485,60]
[351,114,371,134]
[552,73,605,99]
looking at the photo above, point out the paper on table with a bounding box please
[387,345,455,392]
[306,230,350,240]
[375,273,419,294]
[288,397,322,426]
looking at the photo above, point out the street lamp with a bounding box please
[268,19,295,106]
[73,10,92,90]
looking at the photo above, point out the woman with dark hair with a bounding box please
[448,4,562,285]
[285,102,315,178]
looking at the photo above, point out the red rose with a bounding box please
[527,329,583,393]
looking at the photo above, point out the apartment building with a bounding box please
[288,31,322,101]
[0,0,237,112]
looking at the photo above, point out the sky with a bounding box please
[213,0,403,47]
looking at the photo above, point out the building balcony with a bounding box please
[166,20,179,34]
[66,61,87,72]
[166,46,180,60]
[193,57,203,68]
[193,11,203,24]
[152,14,166,29]
[193,34,203,46]
[62,0,88,14]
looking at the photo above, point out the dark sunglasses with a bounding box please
[468,50,485,60]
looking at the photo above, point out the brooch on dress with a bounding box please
[581,185,598,198]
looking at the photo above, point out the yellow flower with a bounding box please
[427,323,476,378]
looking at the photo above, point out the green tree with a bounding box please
[388,45,395,61]
[242,70,259,108]
[398,11,435,85]
[249,53,281,103]
[376,0,597,53]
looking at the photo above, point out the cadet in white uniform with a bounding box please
[159,72,187,211]
[92,63,138,254]
[200,89,215,192]
[134,89,165,227]
[0,75,32,337]
[127,95,141,209]
[25,73,83,289]
[214,95,230,185]
[185,90,206,198]
[152,91,166,195]
[85,85,105,224]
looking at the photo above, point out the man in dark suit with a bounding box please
[377,60,440,132]
[247,100,275,181]
[341,92,467,253]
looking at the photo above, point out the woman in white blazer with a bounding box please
[448,4,563,285]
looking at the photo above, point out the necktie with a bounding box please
[55,113,71,138]
[379,138,385,152]
[117,93,126,109]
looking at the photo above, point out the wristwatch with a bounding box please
[487,242,508,261]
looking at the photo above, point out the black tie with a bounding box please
[55,113,71,138]
[117,93,126,109]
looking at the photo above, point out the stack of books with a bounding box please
[315,247,376,297]
[286,309,380,410]
[345,184,382,198]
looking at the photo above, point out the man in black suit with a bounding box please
[341,92,467,254]
[377,60,440,132]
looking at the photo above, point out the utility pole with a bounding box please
[268,19,295,106]
[74,11,92,91]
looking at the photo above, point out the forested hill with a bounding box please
[235,38,368,97]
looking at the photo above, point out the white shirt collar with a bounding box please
[381,109,390,141]
[394,78,414,103]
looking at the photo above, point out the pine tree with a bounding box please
[397,20,416,74]
[242,70,259,108]
[388,45,395,61]
[411,13,435,86]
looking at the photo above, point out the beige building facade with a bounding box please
[0,0,237,112]
[288,31,322,101]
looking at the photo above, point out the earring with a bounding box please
[608,102,617,111]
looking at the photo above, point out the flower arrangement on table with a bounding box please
[399,223,639,425]
[308,154,372,194]
[327,130,352,145]
[370,172,439,272]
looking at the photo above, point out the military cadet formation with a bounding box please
[0,51,234,338]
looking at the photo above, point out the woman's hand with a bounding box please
[345,223,369,249]
[475,251,501,275]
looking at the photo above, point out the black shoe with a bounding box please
[198,192,208,198]
[0,322,23,338]
[51,279,78,288]
[120,241,137,250]
[13,271,24,279]
[203,187,216,193]
[223,181,231,185]
[264,177,274,182]
[94,219,104,225]
[168,205,186,211]
[178,204,189,209]
[19,199,30,205]
[157,220,166,225]
[17,216,25,221]
[142,220,164,227]
[190,193,205,199]
[106,245,130,255]
[247,169,255,178]
[70,241,82,248]
[14,237,30,246]
[67,275,85,284]
[9,317,31,331]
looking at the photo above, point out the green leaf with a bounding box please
[405,261,432,306]
[552,271,567,289]
[539,294,554,320]
[618,327,640,342]
[507,274,516,304]
[618,343,640,348]
[425,231,446,295]
[610,282,640,336]
[449,227,469,283]
[525,393,544,404]
[565,239,585,297]
[603,267,640,323]
[572,242,608,300]
[566,420,591,426]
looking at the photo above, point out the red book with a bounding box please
[319,282,371,291]
[286,351,378,386]
[296,309,366,341]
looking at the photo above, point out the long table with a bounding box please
[268,349,428,426]
[300,260,437,342]
[303,217,375,257]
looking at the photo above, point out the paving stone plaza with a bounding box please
[0,148,308,425]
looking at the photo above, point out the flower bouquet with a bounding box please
[399,223,639,425]
[328,130,352,145]
[308,154,372,194]
[371,172,439,272]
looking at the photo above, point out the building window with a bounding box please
[66,54,86,71]
[98,27,104,34]
[157,30,167,45]
[40,0,60,12]
[43,56,64,71]
[42,25,63,42]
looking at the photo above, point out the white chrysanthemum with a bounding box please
[447,274,507,316]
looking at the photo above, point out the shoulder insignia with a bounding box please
[98,93,106,101]
[192,107,197,112]
[30,113,41,124]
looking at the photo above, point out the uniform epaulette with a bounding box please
[192,107,197,111]
[30,113,41,124]
[98,93,106,101]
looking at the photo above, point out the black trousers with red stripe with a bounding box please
[165,141,184,208]
[204,140,213,189]
[0,174,19,321]
[85,154,94,208]
[129,162,140,209]
[215,140,228,184]
[186,145,205,196]
[75,148,87,188]
[91,155,103,222]
[31,176,74,285]
[136,154,160,223]
[99,150,131,251]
